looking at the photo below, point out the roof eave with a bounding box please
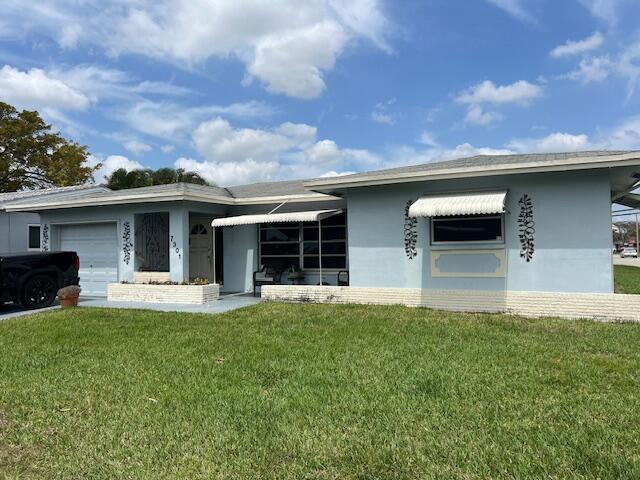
[304,153,640,191]
[4,191,340,212]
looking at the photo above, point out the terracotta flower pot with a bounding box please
[59,295,79,308]
[57,285,82,308]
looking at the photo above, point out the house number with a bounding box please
[170,235,181,259]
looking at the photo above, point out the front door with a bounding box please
[189,220,213,281]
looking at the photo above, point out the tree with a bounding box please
[0,101,99,193]
[106,167,209,190]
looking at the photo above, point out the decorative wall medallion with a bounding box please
[404,199,418,259]
[122,221,133,265]
[41,224,49,251]
[518,194,535,262]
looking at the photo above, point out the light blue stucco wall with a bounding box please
[346,169,613,294]
[0,212,40,253]
[38,201,227,283]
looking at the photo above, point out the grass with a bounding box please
[1,304,640,479]
[614,264,640,294]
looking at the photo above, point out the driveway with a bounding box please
[0,302,59,320]
[0,293,261,320]
[614,256,640,267]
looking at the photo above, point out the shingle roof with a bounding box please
[305,150,640,189]
[226,179,311,198]
[0,185,108,206]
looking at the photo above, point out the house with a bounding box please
[0,185,109,253]
[4,150,640,319]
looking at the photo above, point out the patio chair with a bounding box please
[337,270,349,286]
[253,265,283,296]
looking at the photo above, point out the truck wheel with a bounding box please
[22,275,57,309]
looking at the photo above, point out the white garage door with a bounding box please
[59,223,118,296]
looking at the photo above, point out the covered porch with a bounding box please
[213,207,349,295]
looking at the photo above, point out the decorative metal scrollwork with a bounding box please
[518,194,535,262]
[122,221,133,265]
[404,199,418,259]
[41,224,49,251]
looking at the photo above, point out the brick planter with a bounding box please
[108,283,220,304]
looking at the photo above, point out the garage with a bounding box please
[59,223,118,296]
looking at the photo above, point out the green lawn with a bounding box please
[614,264,640,294]
[1,304,640,479]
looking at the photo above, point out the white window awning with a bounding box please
[211,209,342,227]
[408,191,507,217]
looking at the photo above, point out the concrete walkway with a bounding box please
[0,293,262,320]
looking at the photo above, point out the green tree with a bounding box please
[107,167,209,190]
[0,101,99,193]
[105,168,153,190]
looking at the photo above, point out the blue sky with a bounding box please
[1,0,639,186]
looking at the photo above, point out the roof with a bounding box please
[305,150,640,191]
[4,180,335,212]
[5,150,640,213]
[0,184,107,203]
[0,185,109,209]
[226,179,310,198]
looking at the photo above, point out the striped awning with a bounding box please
[408,191,507,217]
[211,209,342,227]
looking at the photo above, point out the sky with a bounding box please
[1,0,639,187]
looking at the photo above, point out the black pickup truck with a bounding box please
[0,252,80,309]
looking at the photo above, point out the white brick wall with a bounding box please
[108,283,220,304]
[262,285,640,322]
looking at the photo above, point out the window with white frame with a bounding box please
[28,224,41,250]
[431,215,504,244]
[259,212,347,270]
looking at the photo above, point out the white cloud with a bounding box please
[484,0,534,23]
[192,117,313,164]
[560,38,640,99]
[123,140,152,155]
[175,157,279,186]
[550,32,604,58]
[456,79,542,126]
[618,38,640,100]
[507,132,591,153]
[456,80,542,105]
[506,117,640,153]
[320,170,357,177]
[370,99,397,125]
[371,111,395,125]
[89,155,145,184]
[121,100,274,139]
[417,131,439,147]
[172,116,383,185]
[464,105,503,126]
[563,55,612,83]
[0,64,90,111]
[305,140,342,164]
[161,144,175,153]
[0,0,392,99]
[578,0,626,26]
[603,116,640,150]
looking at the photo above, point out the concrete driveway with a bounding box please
[0,293,261,321]
[614,256,640,267]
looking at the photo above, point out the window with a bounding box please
[28,225,41,250]
[431,215,503,244]
[259,223,301,271]
[259,212,348,270]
